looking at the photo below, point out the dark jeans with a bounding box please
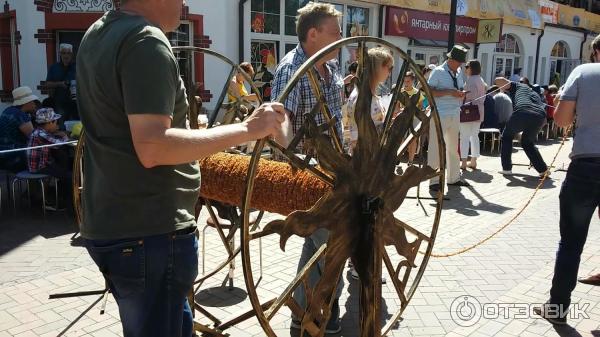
[37,149,73,206]
[85,227,198,337]
[501,113,548,173]
[550,158,600,308]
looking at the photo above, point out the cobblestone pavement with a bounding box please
[1,138,599,337]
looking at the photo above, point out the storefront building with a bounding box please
[0,0,210,110]
[3,0,600,111]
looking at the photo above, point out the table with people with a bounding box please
[0,85,80,210]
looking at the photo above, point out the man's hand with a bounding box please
[243,102,286,139]
[453,90,467,99]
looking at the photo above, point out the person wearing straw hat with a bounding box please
[46,43,78,121]
[426,45,470,192]
[0,86,39,172]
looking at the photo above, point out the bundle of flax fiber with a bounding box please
[199,152,331,216]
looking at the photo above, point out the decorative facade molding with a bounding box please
[52,0,114,13]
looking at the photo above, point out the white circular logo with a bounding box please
[450,295,482,327]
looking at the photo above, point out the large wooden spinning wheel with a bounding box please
[239,37,446,337]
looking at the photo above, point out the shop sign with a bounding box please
[385,7,478,43]
[477,19,502,44]
[539,0,558,24]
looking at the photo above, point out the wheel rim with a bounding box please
[240,36,446,337]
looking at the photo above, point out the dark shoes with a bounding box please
[578,273,600,286]
[447,180,470,187]
[533,303,568,325]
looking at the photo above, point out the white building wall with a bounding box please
[478,25,540,85]
[192,1,239,111]
[537,25,584,85]
[0,0,47,111]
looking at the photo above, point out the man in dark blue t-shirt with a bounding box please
[46,43,77,121]
[494,77,549,177]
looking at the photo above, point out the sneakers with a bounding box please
[499,170,513,176]
[533,303,568,325]
[290,300,341,334]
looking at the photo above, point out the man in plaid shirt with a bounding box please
[27,108,71,208]
[269,2,344,333]
[270,4,344,154]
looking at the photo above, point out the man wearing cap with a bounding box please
[76,0,285,336]
[27,108,71,208]
[426,45,469,191]
[0,86,38,172]
[46,43,77,121]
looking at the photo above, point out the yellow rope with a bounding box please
[424,135,568,258]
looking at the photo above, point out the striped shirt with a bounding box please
[270,44,344,152]
[507,82,546,117]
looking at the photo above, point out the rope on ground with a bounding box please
[422,135,568,258]
[0,141,77,154]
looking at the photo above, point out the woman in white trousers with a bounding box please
[460,60,487,170]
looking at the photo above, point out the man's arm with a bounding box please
[129,102,285,168]
[554,100,576,128]
[554,67,580,128]
[430,89,463,98]
[428,69,464,98]
[18,122,33,138]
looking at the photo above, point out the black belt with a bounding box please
[573,157,600,164]
[173,226,197,236]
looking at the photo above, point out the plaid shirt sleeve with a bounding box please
[27,129,68,172]
[39,129,68,144]
[271,63,300,119]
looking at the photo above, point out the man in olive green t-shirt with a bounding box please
[77,0,285,336]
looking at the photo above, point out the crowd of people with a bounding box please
[0,42,80,210]
[0,86,75,209]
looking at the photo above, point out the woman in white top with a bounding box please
[343,47,394,152]
[460,60,487,170]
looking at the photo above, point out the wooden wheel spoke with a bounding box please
[381,59,410,141]
[383,250,408,304]
[208,65,237,128]
[382,165,438,210]
[258,192,339,251]
[264,243,327,321]
[265,139,334,186]
[396,108,431,160]
[205,204,237,257]
[249,210,265,232]
[390,216,430,243]
[306,69,344,154]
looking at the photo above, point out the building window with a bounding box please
[346,5,369,37]
[284,0,310,36]
[551,41,569,58]
[495,34,520,54]
[167,22,194,87]
[251,40,278,101]
[251,0,281,34]
[248,0,374,100]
